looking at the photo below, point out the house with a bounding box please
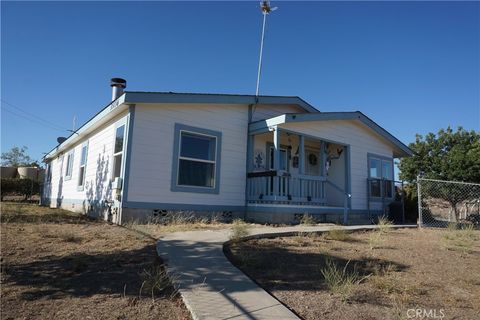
[41,78,412,225]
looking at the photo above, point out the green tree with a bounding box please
[399,127,480,221]
[1,146,39,167]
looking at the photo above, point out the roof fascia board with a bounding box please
[123,92,318,113]
[44,95,128,160]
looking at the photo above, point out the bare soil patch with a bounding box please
[226,227,480,320]
[1,202,190,320]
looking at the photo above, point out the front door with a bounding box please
[268,146,288,196]
[305,148,320,175]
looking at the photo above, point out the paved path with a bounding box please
[157,224,416,320]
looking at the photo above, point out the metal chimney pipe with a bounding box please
[110,78,127,101]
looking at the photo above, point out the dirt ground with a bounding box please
[0,202,191,320]
[226,227,480,320]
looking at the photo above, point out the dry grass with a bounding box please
[1,202,190,320]
[320,258,365,302]
[300,213,316,225]
[58,230,84,243]
[367,217,394,251]
[443,223,477,254]
[125,214,226,238]
[139,264,178,302]
[377,216,394,234]
[325,228,351,241]
[229,219,250,242]
[226,228,480,320]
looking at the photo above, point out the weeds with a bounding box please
[320,258,367,302]
[229,219,250,242]
[368,217,393,251]
[377,216,393,234]
[139,264,176,302]
[300,213,316,226]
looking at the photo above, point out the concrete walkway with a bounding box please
[157,224,416,320]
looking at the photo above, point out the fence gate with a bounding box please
[417,177,480,227]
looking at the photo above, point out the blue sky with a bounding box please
[2,1,479,167]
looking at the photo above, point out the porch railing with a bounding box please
[247,171,327,205]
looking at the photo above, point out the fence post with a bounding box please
[417,176,422,227]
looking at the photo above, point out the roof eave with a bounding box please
[123,91,318,113]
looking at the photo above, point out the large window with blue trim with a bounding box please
[172,124,222,194]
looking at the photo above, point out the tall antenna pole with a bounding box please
[72,115,77,131]
[255,1,277,97]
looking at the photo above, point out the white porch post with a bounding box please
[273,126,280,196]
[320,140,326,177]
[273,126,281,171]
[299,135,305,175]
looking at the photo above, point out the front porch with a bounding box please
[246,122,352,223]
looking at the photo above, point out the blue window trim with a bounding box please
[65,150,75,181]
[171,123,222,194]
[367,153,394,202]
[112,119,128,180]
[77,141,89,191]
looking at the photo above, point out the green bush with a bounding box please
[1,178,40,200]
[403,184,418,223]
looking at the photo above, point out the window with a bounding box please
[171,123,222,194]
[368,154,394,199]
[269,146,288,171]
[65,151,74,180]
[113,125,125,179]
[77,143,88,189]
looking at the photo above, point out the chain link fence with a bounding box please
[418,177,480,228]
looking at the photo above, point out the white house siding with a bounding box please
[45,112,129,213]
[280,120,395,211]
[126,103,249,207]
[251,104,304,122]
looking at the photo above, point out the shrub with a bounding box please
[1,178,40,200]
[229,219,250,242]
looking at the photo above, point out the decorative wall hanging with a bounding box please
[308,153,317,166]
[253,150,265,170]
